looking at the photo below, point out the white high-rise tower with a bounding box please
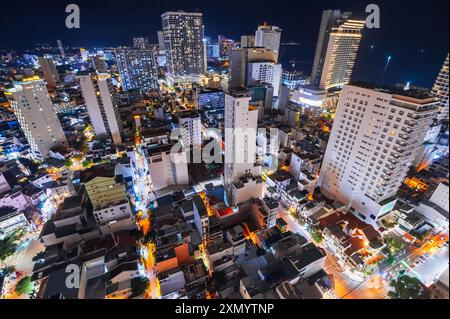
[432,53,449,123]
[224,90,263,206]
[77,72,123,145]
[255,24,282,63]
[5,77,68,160]
[318,83,439,224]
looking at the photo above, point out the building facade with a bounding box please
[178,111,202,148]
[318,83,439,224]
[255,24,282,63]
[77,72,123,145]
[38,57,60,89]
[432,53,449,123]
[5,77,68,160]
[161,11,205,76]
[114,47,159,92]
[310,10,365,90]
[224,90,262,206]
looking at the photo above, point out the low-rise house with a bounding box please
[0,206,29,237]
[318,210,384,269]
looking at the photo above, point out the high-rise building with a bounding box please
[91,54,108,73]
[224,90,263,206]
[194,88,225,125]
[133,37,150,49]
[282,69,309,90]
[38,57,60,89]
[178,110,202,147]
[218,35,235,59]
[432,53,449,123]
[57,39,66,60]
[76,72,123,145]
[241,35,256,48]
[114,47,159,92]
[310,10,365,90]
[230,47,282,96]
[318,83,439,224]
[247,61,282,96]
[255,24,282,63]
[157,31,165,51]
[5,77,68,160]
[195,88,225,109]
[161,11,206,76]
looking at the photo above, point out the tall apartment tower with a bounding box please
[161,11,206,76]
[114,47,159,92]
[310,10,365,90]
[224,90,263,206]
[241,35,256,48]
[133,37,150,49]
[38,57,60,89]
[57,39,66,60]
[229,47,281,93]
[5,77,68,160]
[157,31,166,51]
[77,72,123,145]
[318,83,439,224]
[255,24,282,63]
[91,54,108,73]
[432,53,449,123]
[178,111,202,148]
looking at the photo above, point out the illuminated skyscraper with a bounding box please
[5,77,68,160]
[230,47,282,96]
[310,10,365,90]
[161,11,205,76]
[241,35,256,48]
[224,90,263,206]
[218,35,235,59]
[255,24,282,63]
[133,37,150,49]
[77,72,123,145]
[318,83,439,224]
[432,53,449,123]
[114,47,159,92]
[57,39,66,60]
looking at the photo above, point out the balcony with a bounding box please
[388,158,399,165]
[401,127,413,134]
[393,146,405,153]
[404,120,416,127]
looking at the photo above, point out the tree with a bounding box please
[0,236,19,262]
[64,159,73,168]
[15,276,33,295]
[308,227,324,244]
[388,275,430,299]
[131,276,149,297]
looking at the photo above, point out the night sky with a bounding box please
[0,0,448,88]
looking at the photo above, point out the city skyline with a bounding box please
[0,0,448,88]
[0,1,448,304]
